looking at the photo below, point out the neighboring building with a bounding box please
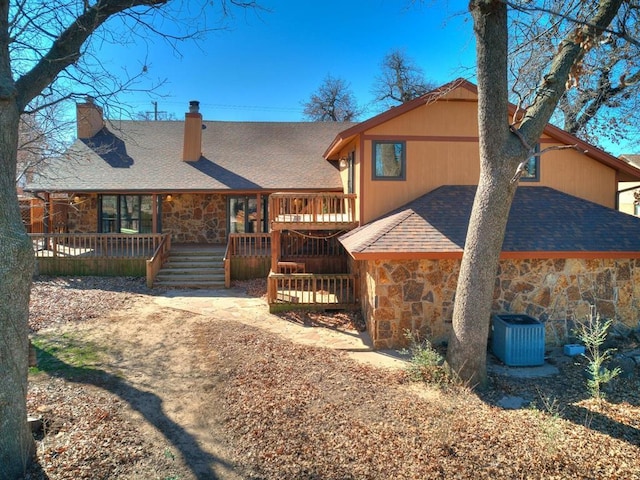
[26,79,640,348]
[618,154,640,216]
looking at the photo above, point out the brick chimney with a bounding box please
[76,96,104,139]
[182,100,202,162]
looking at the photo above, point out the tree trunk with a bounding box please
[446,0,522,388]
[0,100,36,479]
[446,0,624,387]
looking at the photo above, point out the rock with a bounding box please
[611,321,632,339]
[610,355,636,379]
[498,396,529,410]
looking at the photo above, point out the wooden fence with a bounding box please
[267,273,358,312]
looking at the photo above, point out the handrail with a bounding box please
[145,234,171,288]
[267,272,357,307]
[269,192,357,226]
[29,233,163,258]
[224,233,271,288]
[223,237,233,288]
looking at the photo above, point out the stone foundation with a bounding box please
[362,257,640,349]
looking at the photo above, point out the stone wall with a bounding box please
[68,193,227,243]
[162,193,226,243]
[362,257,640,349]
[68,194,98,233]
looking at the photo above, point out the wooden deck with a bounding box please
[269,192,358,231]
[267,272,358,312]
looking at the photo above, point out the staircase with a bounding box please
[154,244,226,289]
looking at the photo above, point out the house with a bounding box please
[323,79,640,348]
[26,79,640,349]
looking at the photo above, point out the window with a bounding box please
[347,151,355,194]
[228,195,268,234]
[520,143,540,182]
[372,141,406,180]
[98,195,154,233]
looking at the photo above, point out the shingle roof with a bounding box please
[340,186,640,258]
[27,120,355,193]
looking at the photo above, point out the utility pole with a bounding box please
[145,101,167,121]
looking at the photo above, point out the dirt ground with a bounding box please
[25,277,640,480]
[27,279,395,479]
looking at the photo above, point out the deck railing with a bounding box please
[267,272,358,311]
[146,234,172,287]
[269,192,357,229]
[30,233,164,258]
[224,233,272,287]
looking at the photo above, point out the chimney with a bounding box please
[76,96,104,139]
[182,100,202,162]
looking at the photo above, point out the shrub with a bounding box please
[573,307,621,401]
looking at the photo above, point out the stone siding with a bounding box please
[68,193,227,243]
[363,257,640,349]
[162,193,227,243]
[68,194,98,233]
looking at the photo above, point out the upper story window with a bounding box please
[520,143,540,182]
[372,141,406,180]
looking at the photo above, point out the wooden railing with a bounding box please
[30,233,164,258]
[224,233,271,287]
[146,234,172,288]
[269,192,357,229]
[267,272,358,311]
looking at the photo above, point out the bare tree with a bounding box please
[0,1,256,478]
[372,49,436,109]
[446,0,629,387]
[508,0,640,148]
[302,74,362,121]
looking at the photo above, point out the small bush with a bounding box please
[400,330,448,384]
[573,307,621,401]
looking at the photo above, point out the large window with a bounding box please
[372,141,406,180]
[520,144,540,182]
[228,195,268,234]
[99,195,154,233]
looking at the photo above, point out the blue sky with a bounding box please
[95,0,474,122]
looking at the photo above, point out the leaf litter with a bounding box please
[24,277,640,479]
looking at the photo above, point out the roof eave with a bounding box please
[347,250,640,261]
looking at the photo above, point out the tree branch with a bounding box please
[14,0,168,110]
[519,0,625,143]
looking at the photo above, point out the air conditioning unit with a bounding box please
[491,314,545,367]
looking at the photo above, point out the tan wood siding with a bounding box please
[348,98,620,224]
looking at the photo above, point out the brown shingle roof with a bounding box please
[340,186,640,259]
[27,120,355,193]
